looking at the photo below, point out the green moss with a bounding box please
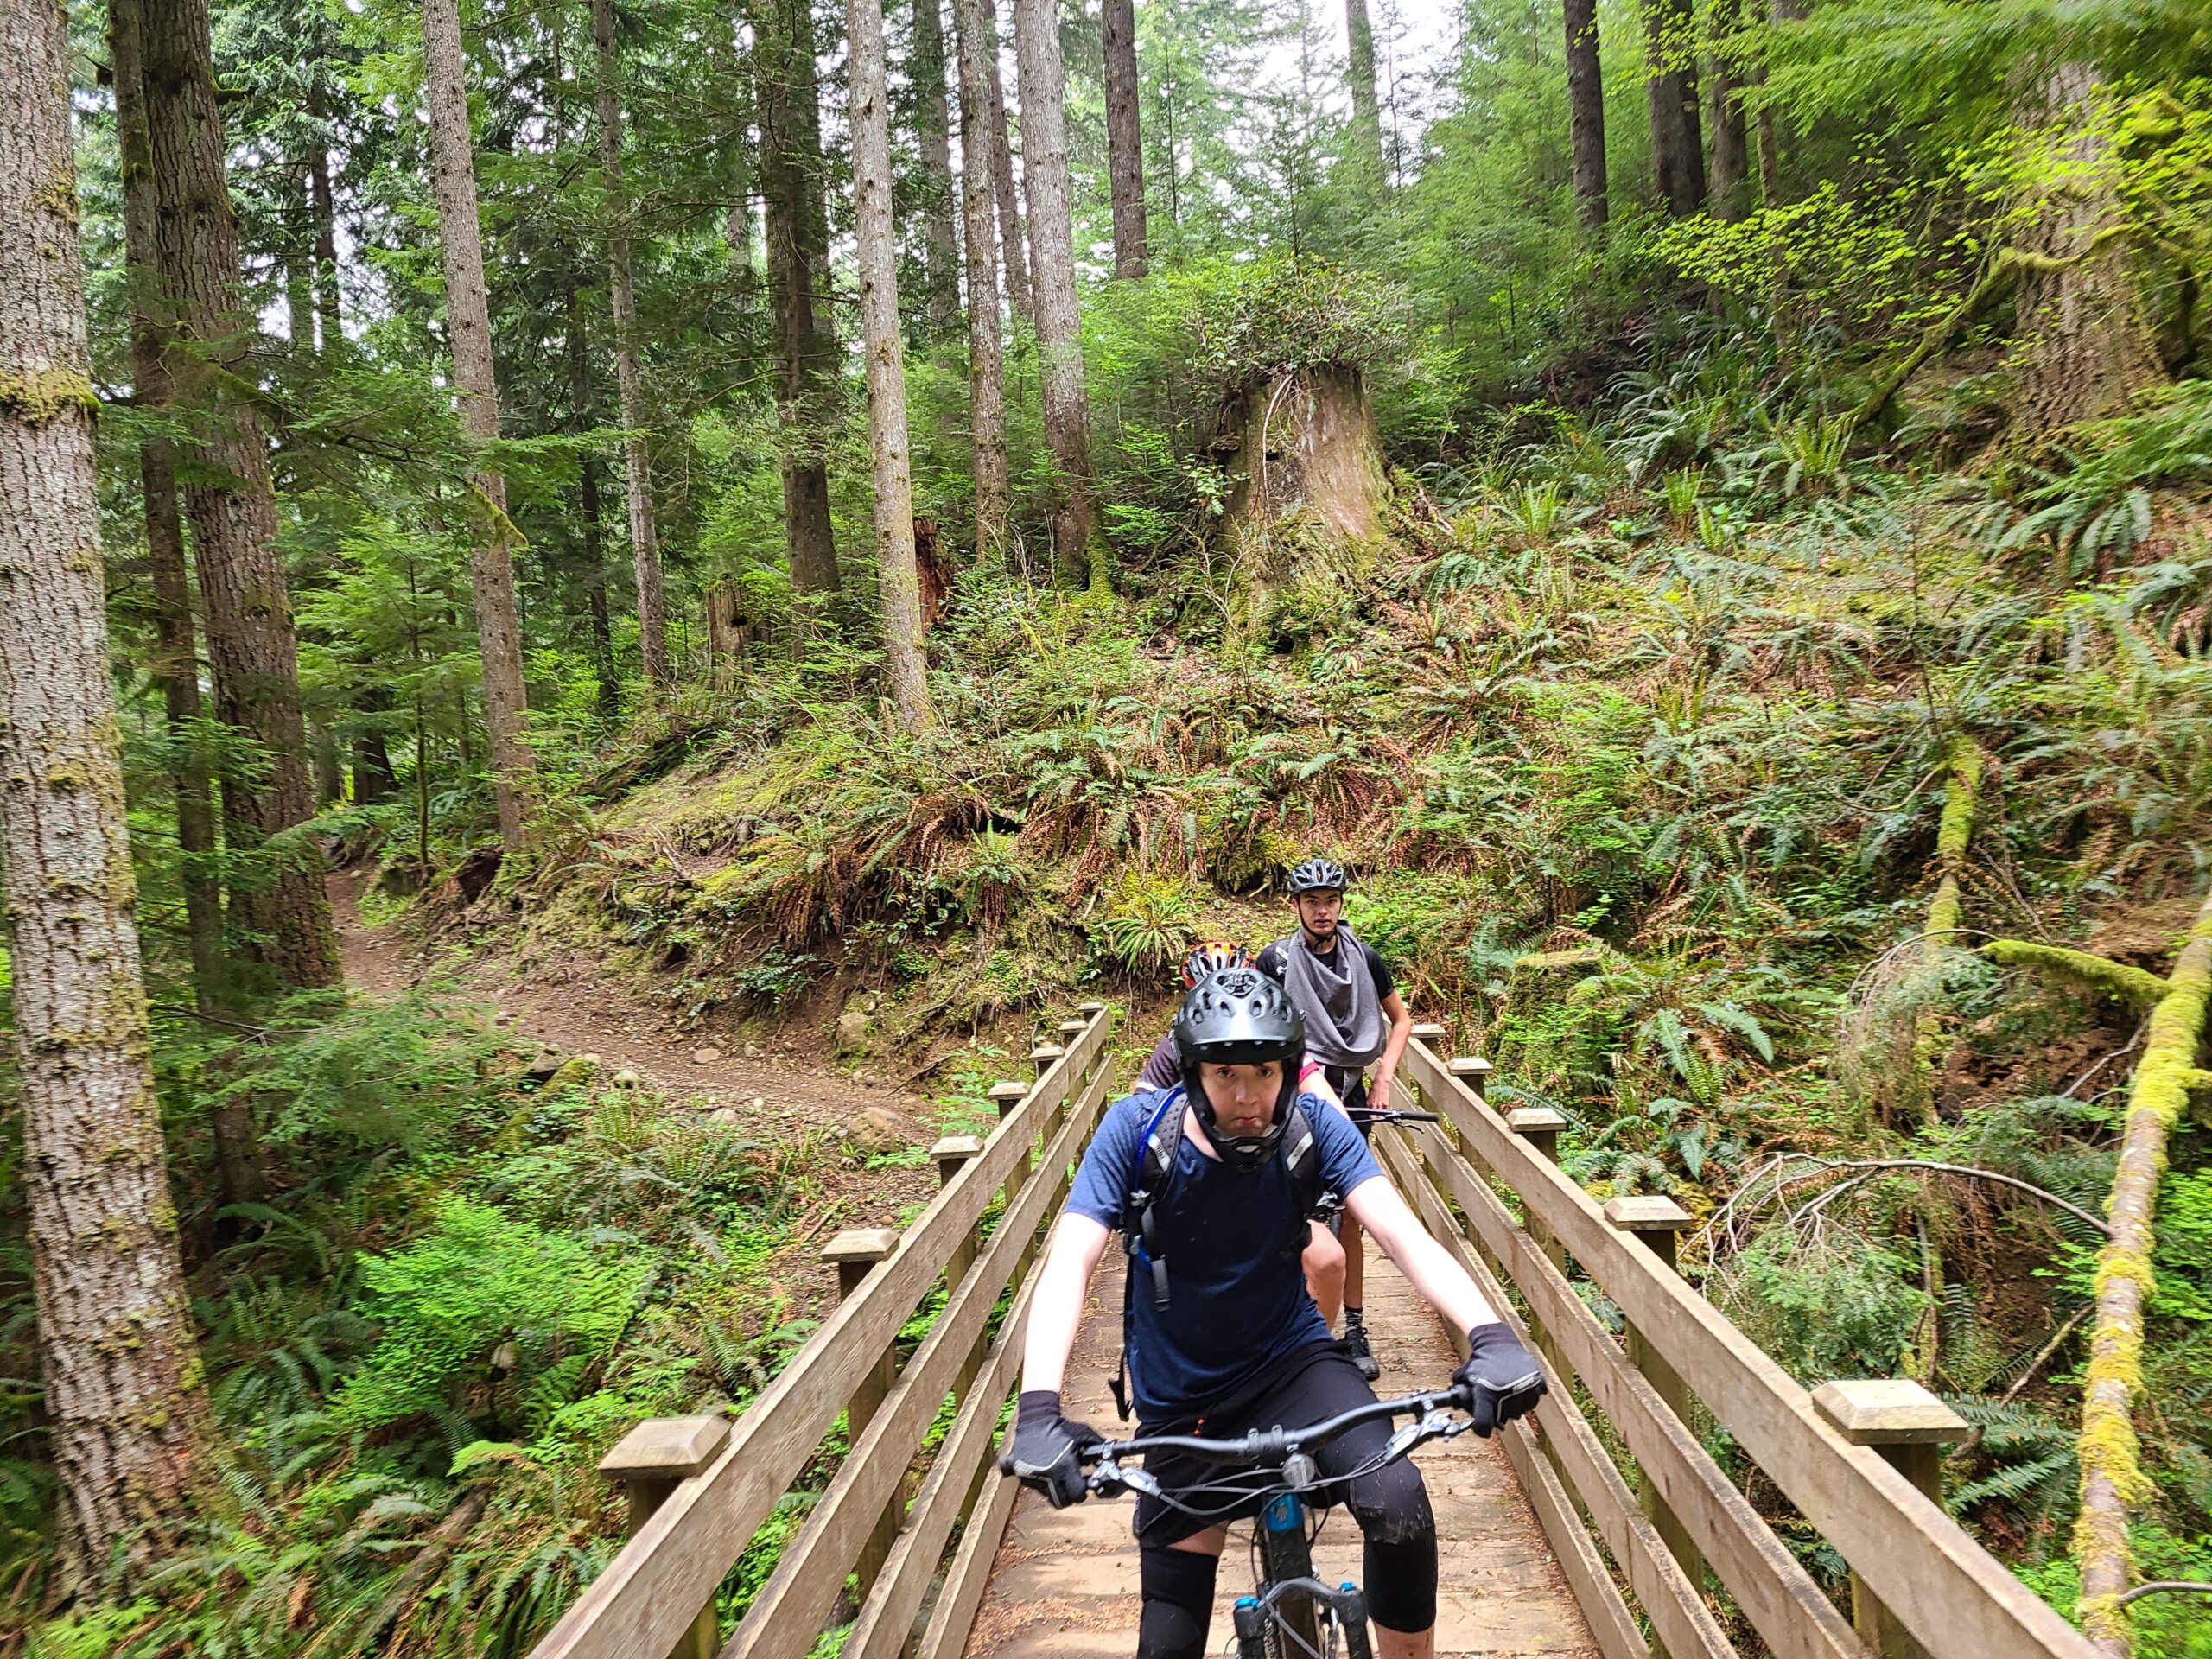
[1980,940,2170,1008]
[0,367,99,427]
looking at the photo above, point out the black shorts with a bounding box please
[1334,1073,1370,1139]
[1132,1342,1399,1547]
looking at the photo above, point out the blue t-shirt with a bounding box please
[1065,1088,1382,1422]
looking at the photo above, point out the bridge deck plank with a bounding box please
[966,1252,1598,1659]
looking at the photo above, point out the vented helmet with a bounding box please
[1172,968,1306,1170]
[1180,939,1251,988]
[1286,857,1348,897]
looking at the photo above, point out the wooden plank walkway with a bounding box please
[968,1249,1599,1659]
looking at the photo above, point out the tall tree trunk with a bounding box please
[1101,0,1147,274]
[423,0,536,852]
[1010,0,1106,588]
[1706,0,1751,222]
[1643,0,1705,215]
[1753,0,1799,208]
[353,692,398,805]
[983,12,1032,324]
[130,0,338,990]
[849,0,937,727]
[0,0,213,1580]
[564,277,623,718]
[1563,0,1606,228]
[2012,62,2164,441]
[111,3,227,1017]
[590,0,671,687]
[753,0,842,619]
[952,0,1010,559]
[308,78,340,342]
[912,0,963,330]
[1343,0,1386,182]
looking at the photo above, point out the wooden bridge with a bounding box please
[527,1004,2099,1659]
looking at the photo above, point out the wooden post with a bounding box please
[1449,1053,1493,1103]
[823,1228,902,1598]
[1500,1103,1573,1420]
[1028,1042,1064,1079]
[1604,1194,1701,1652]
[1813,1379,1972,1659]
[598,1416,732,1659]
[931,1135,986,1284]
[1076,1000,1106,1016]
[1507,1106,1568,1272]
[1058,1018,1088,1045]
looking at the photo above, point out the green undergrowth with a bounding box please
[474,342,2212,1647]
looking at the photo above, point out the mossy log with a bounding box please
[1980,941,2171,1008]
[2070,887,2212,1654]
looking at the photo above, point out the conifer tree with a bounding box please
[953,0,1010,556]
[1010,0,1107,585]
[590,0,672,686]
[422,0,537,849]
[0,0,213,1576]
[124,0,340,989]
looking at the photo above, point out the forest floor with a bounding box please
[326,863,947,1240]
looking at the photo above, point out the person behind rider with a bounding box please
[1003,969,1545,1659]
[1134,942,1348,1323]
[1257,858,1412,1381]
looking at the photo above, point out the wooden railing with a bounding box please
[526,1002,1116,1659]
[1385,1029,2098,1659]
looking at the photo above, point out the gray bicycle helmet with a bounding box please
[1285,857,1348,897]
[1171,968,1306,1171]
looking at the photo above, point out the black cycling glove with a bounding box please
[1000,1390,1099,1509]
[1454,1323,1546,1434]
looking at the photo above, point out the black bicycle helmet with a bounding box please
[1286,857,1348,897]
[1172,967,1306,1170]
[1180,939,1251,989]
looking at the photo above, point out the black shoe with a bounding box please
[1344,1319,1380,1382]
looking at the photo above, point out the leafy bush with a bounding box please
[335,1199,652,1436]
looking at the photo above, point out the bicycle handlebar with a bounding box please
[1341,1107,1440,1124]
[1081,1382,1472,1468]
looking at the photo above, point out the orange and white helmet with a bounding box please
[1180,939,1251,988]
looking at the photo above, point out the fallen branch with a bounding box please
[2114,1581,2212,1609]
[1759,1156,2111,1238]
[1840,251,2029,441]
[2068,885,2212,1654]
[1980,940,2170,1009]
[336,1488,491,1656]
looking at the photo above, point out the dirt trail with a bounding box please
[327,866,947,1146]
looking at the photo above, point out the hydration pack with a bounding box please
[1108,1086,1332,1420]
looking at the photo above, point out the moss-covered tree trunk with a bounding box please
[2075,887,2212,1654]
[1218,365,1389,547]
[2012,63,2164,441]
[1986,887,2212,1655]
[0,0,214,1576]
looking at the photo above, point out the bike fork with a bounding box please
[1230,1496,1375,1659]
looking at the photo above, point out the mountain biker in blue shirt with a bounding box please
[1002,968,1545,1659]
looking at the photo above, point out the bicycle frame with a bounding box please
[1230,1491,1376,1659]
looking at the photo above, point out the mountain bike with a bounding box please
[1065,1382,1483,1659]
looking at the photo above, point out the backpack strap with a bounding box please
[1111,1088,1186,1421]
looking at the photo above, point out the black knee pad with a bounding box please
[1349,1459,1436,1632]
[1139,1546,1220,1659]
